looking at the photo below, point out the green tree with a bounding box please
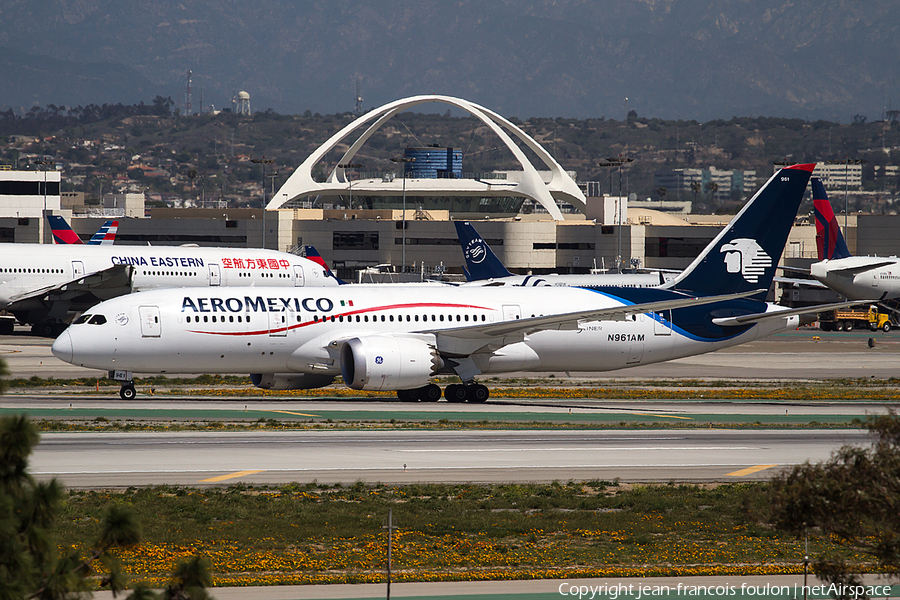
[0,409,142,598]
[766,411,900,597]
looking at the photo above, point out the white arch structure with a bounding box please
[268,95,585,220]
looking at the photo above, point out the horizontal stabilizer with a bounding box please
[821,260,895,277]
[711,300,876,327]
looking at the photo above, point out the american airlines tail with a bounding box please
[88,220,118,245]
[453,220,513,280]
[665,163,815,300]
[812,178,852,260]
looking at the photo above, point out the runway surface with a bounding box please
[30,428,869,488]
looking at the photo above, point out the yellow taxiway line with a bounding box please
[199,470,266,483]
[726,464,777,477]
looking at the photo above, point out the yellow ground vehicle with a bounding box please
[819,305,894,332]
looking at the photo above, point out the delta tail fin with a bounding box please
[47,215,84,244]
[666,163,815,299]
[454,221,513,281]
[812,178,851,260]
[302,245,347,284]
[88,220,118,245]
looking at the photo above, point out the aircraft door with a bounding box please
[502,305,522,320]
[72,261,85,278]
[268,310,288,337]
[208,263,221,286]
[138,306,161,337]
[293,265,305,287]
[654,310,671,336]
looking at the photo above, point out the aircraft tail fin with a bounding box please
[47,215,84,244]
[302,245,347,284]
[812,178,852,260]
[87,220,118,245]
[667,163,815,299]
[454,221,513,281]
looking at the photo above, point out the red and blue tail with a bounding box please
[812,178,851,260]
[48,216,118,245]
[47,215,84,244]
[88,220,118,245]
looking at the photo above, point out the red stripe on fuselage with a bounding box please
[184,301,496,336]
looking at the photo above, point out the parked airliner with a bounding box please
[0,244,338,336]
[54,164,859,401]
[454,220,669,288]
[809,178,900,300]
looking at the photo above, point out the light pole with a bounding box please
[34,159,55,244]
[598,157,633,272]
[338,162,363,210]
[251,157,275,249]
[390,156,416,272]
[826,158,867,239]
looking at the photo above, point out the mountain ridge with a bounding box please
[0,0,896,121]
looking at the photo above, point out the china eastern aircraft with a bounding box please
[0,243,338,336]
[55,164,861,401]
[454,220,670,288]
[808,178,900,300]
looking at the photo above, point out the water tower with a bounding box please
[234,91,251,116]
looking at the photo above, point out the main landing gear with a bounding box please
[395,383,489,403]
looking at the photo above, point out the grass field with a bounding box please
[58,482,870,588]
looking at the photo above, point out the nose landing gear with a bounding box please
[119,383,136,400]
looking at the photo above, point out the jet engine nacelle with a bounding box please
[250,372,335,391]
[340,335,443,391]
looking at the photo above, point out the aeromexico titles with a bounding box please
[0,241,337,335]
[54,163,865,402]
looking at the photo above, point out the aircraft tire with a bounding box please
[397,389,419,402]
[120,384,136,401]
[445,384,467,403]
[466,384,489,403]
[422,384,442,402]
[883,322,891,332]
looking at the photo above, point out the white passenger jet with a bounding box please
[54,164,856,401]
[454,220,670,288]
[0,243,337,336]
[808,178,900,300]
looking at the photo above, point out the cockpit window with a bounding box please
[88,314,107,325]
[73,314,90,325]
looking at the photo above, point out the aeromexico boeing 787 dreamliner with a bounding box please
[54,164,847,401]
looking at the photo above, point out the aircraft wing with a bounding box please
[710,300,875,327]
[433,290,760,341]
[6,264,133,305]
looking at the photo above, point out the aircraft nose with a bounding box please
[51,330,73,364]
